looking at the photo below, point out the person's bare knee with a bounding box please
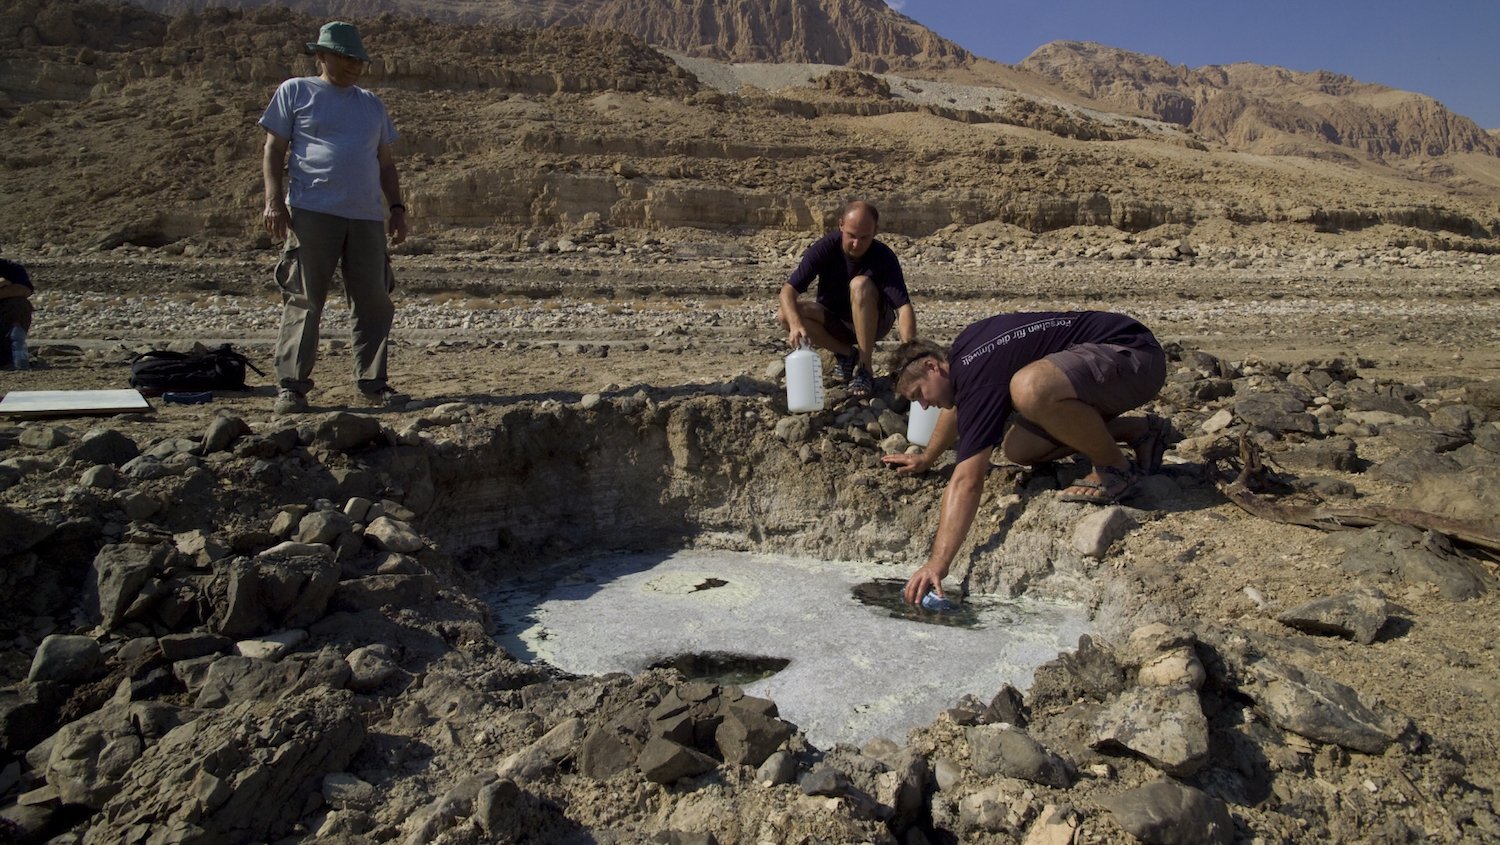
[1010,361,1071,418]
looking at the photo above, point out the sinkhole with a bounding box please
[421,394,1104,750]
[485,550,1090,748]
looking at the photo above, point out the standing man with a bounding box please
[261,20,408,414]
[0,256,33,370]
[778,200,915,398]
[881,311,1169,605]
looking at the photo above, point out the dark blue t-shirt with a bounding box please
[950,311,1156,462]
[0,259,31,291]
[785,232,910,323]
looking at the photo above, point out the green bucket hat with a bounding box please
[307,21,370,62]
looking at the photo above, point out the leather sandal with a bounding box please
[1059,464,1140,504]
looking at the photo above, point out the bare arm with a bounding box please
[378,143,406,246]
[881,407,957,475]
[779,283,807,348]
[895,302,916,344]
[902,447,991,603]
[262,132,290,242]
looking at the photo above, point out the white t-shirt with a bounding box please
[259,76,398,222]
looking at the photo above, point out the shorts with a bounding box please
[823,301,896,347]
[1009,341,1167,443]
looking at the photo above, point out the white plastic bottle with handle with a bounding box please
[785,341,825,413]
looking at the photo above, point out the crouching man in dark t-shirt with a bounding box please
[881,311,1169,605]
[778,200,916,398]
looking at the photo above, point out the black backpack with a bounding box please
[129,344,265,397]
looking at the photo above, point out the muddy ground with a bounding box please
[2,242,1500,843]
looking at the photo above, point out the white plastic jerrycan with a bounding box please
[906,402,941,446]
[785,342,825,413]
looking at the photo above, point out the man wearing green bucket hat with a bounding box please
[260,21,409,414]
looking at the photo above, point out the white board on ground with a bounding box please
[0,389,153,419]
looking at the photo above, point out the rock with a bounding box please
[313,413,383,452]
[201,414,251,454]
[86,542,174,630]
[1070,505,1137,558]
[985,684,1027,727]
[1126,624,1206,690]
[79,464,115,487]
[158,632,231,662]
[798,764,855,797]
[1277,436,1359,472]
[774,415,812,444]
[85,688,364,844]
[496,717,586,782]
[46,703,155,809]
[474,778,523,838]
[331,573,436,612]
[217,553,340,638]
[296,509,354,545]
[345,644,400,693]
[20,425,68,450]
[1246,656,1412,753]
[1409,467,1500,524]
[364,516,425,553]
[28,634,101,684]
[234,629,308,661]
[637,736,717,784]
[1368,449,1461,483]
[756,750,797,785]
[957,782,1033,834]
[1091,685,1210,776]
[1318,523,1494,600]
[1023,805,1081,845]
[1276,589,1390,644]
[173,528,226,567]
[714,701,791,767]
[1099,780,1233,845]
[322,772,378,810]
[966,724,1072,787]
[115,489,161,521]
[1028,635,1126,710]
[1234,393,1315,433]
[193,655,303,708]
[0,682,65,756]
[71,428,140,466]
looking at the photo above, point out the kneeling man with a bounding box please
[881,311,1168,605]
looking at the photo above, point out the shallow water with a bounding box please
[486,550,1091,748]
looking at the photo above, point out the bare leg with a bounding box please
[848,274,879,371]
[1008,359,1142,497]
[777,301,854,356]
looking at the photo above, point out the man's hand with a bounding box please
[263,199,289,243]
[388,208,407,246]
[903,560,948,605]
[786,324,809,350]
[882,452,932,476]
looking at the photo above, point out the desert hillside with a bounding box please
[1021,40,1499,161]
[1,0,1497,256]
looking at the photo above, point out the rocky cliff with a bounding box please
[127,0,974,72]
[2,1,1498,253]
[1021,41,1499,160]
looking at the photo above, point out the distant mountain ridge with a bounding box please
[131,0,974,72]
[1020,41,1497,160]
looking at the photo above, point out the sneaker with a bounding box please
[848,366,874,398]
[273,388,309,415]
[832,350,857,382]
[360,385,410,408]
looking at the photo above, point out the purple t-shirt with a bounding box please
[950,311,1157,462]
[785,232,910,323]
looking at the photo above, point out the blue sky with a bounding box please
[889,0,1500,129]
